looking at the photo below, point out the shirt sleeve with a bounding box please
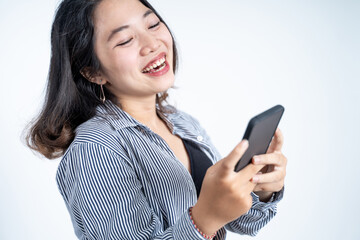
[225,188,284,236]
[57,142,207,240]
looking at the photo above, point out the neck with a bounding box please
[118,95,162,129]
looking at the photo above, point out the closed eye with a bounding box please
[116,38,133,47]
[149,21,160,29]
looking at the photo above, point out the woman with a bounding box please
[27,0,287,239]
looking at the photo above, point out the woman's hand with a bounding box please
[252,128,287,202]
[191,140,266,236]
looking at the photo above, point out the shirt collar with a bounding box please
[96,100,180,132]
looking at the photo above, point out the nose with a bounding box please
[139,32,160,56]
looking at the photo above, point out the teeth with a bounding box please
[142,56,166,73]
[153,62,166,72]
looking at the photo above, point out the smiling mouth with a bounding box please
[142,56,166,73]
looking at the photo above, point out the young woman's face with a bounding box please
[92,0,174,101]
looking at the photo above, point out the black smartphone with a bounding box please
[234,105,285,172]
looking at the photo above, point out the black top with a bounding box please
[182,139,213,197]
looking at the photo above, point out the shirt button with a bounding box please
[197,135,203,142]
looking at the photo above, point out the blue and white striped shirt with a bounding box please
[56,101,283,240]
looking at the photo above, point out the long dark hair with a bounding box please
[26,0,178,159]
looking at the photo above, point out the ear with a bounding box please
[80,67,107,85]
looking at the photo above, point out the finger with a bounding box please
[253,152,287,167]
[220,140,249,171]
[253,181,284,193]
[238,162,266,181]
[251,169,285,184]
[267,128,284,153]
[245,180,258,195]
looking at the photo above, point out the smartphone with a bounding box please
[234,105,285,172]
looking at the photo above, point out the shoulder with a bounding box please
[56,118,134,202]
[75,116,119,146]
[58,116,134,182]
[63,115,129,160]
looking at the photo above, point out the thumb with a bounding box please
[267,128,284,153]
[220,140,249,172]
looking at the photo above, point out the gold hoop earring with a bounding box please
[99,81,106,103]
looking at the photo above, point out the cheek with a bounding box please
[112,49,138,74]
[160,27,173,52]
[97,50,139,86]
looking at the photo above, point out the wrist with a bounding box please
[254,191,274,202]
[190,205,222,237]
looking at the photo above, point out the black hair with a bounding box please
[26,0,178,159]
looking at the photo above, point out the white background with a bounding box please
[1,0,359,239]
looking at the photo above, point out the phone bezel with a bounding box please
[234,105,285,172]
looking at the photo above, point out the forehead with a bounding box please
[93,0,150,35]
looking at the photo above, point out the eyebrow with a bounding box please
[107,9,154,42]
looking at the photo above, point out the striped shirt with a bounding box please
[56,101,283,240]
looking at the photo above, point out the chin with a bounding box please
[155,73,175,90]
[155,82,174,95]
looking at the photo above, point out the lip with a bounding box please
[142,52,166,71]
[144,60,170,77]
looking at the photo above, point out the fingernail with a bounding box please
[253,156,260,164]
[252,176,259,183]
[242,140,249,148]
